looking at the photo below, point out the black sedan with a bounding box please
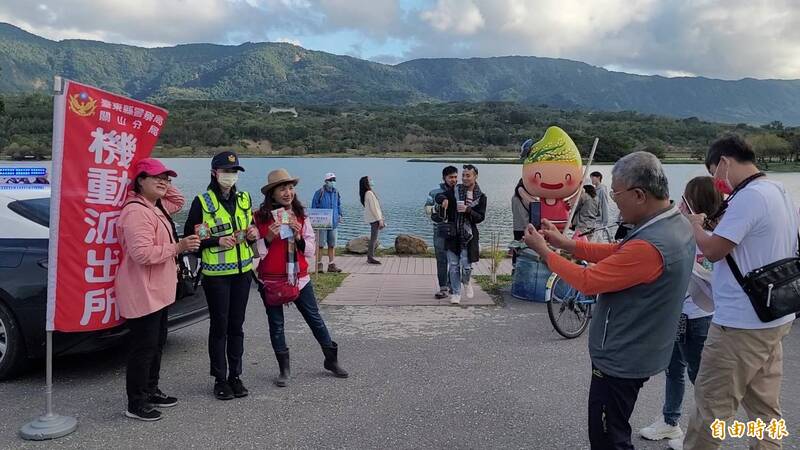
[0,187,208,380]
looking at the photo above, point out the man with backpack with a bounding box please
[426,166,459,299]
[311,172,343,273]
[681,135,799,450]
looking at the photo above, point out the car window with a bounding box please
[8,198,50,227]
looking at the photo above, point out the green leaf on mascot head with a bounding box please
[522,126,582,168]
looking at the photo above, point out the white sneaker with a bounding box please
[450,294,461,304]
[668,437,684,450]
[639,418,683,441]
[464,281,474,299]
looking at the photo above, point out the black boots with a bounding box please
[321,341,349,378]
[275,350,291,387]
[274,343,348,386]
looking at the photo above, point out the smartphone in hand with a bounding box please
[681,195,695,215]
[529,201,542,230]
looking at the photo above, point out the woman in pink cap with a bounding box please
[115,158,200,421]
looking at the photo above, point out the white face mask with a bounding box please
[216,172,238,189]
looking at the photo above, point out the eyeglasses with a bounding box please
[609,186,642,200]
[149,175,172,184]
[462,164,478,174]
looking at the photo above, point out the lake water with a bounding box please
[4,158,800,247]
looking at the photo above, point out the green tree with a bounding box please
[641,145,666,160]
[484,147,501,160]
[761,121,784,131]
[749,133,791,167]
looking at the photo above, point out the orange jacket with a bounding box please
[546,240,663,296]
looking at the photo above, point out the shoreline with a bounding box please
[2,154,799,172]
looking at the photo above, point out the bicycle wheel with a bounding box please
[545,273,591,339]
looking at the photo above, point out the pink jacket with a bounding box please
[115,186,185,319]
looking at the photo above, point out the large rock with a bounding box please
[394,234,428,255]
[346,236,379,254]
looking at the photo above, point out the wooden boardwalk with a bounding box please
[316,256,513,276]
[318,256,512,306]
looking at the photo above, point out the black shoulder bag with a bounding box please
[720,174,800,322]
[126,201,201,300]
[438,186,460,239]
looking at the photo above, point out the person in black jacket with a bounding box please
[435,164,487,304]
[183,151,258,401]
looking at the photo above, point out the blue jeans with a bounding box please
[663,315,712,426]
[447,249,472,295]
[264,283,332,353]
[318,228,337,248]
[433,228,449,290]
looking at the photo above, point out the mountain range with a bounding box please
[2,22,800,125]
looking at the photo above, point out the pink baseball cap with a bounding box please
[132,158,178,179]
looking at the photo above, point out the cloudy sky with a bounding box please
[1,0,799,80]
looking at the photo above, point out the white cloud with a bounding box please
[276,36,303,46]
[406,0,800,79]
[0,0,312,46]
[420,0,485,35]
[319,0,400,34]
[1,0,799,79]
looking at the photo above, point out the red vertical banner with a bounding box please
[46,79,169,332]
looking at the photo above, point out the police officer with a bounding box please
[184,151,258,400]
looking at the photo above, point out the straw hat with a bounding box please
[260,168,300,195]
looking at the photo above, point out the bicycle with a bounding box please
[544,225,617,339]
[545,263,596,338]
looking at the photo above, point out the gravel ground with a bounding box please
[1,288,798,449]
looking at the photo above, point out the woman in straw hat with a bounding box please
[253,169,349,387]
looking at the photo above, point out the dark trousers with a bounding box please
[588,366,648,450]
[202,272,251,380]
[368,221,380,260]
[126,307,168,409]
[512,230,524,266]
[264,283,332,352]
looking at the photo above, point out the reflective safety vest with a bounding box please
[198,190,254,276]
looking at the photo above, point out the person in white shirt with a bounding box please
[681,135,798,450]
[359,175,384,265]
[639,176,721,445]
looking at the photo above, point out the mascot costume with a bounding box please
[519,127,583,232]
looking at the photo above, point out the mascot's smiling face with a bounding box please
[523,161,583,199]
[520,126,583,200]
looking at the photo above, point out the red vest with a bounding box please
[255,214,309,279]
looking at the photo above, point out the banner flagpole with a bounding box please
[566,137,600,232]
[20,76,78,441]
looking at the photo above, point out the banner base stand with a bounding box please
[19,331,77,441]
[20,413,77,441]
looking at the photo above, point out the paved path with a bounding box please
[324,274,494,306]
[320,256,512,306]
[2,292,797,449]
